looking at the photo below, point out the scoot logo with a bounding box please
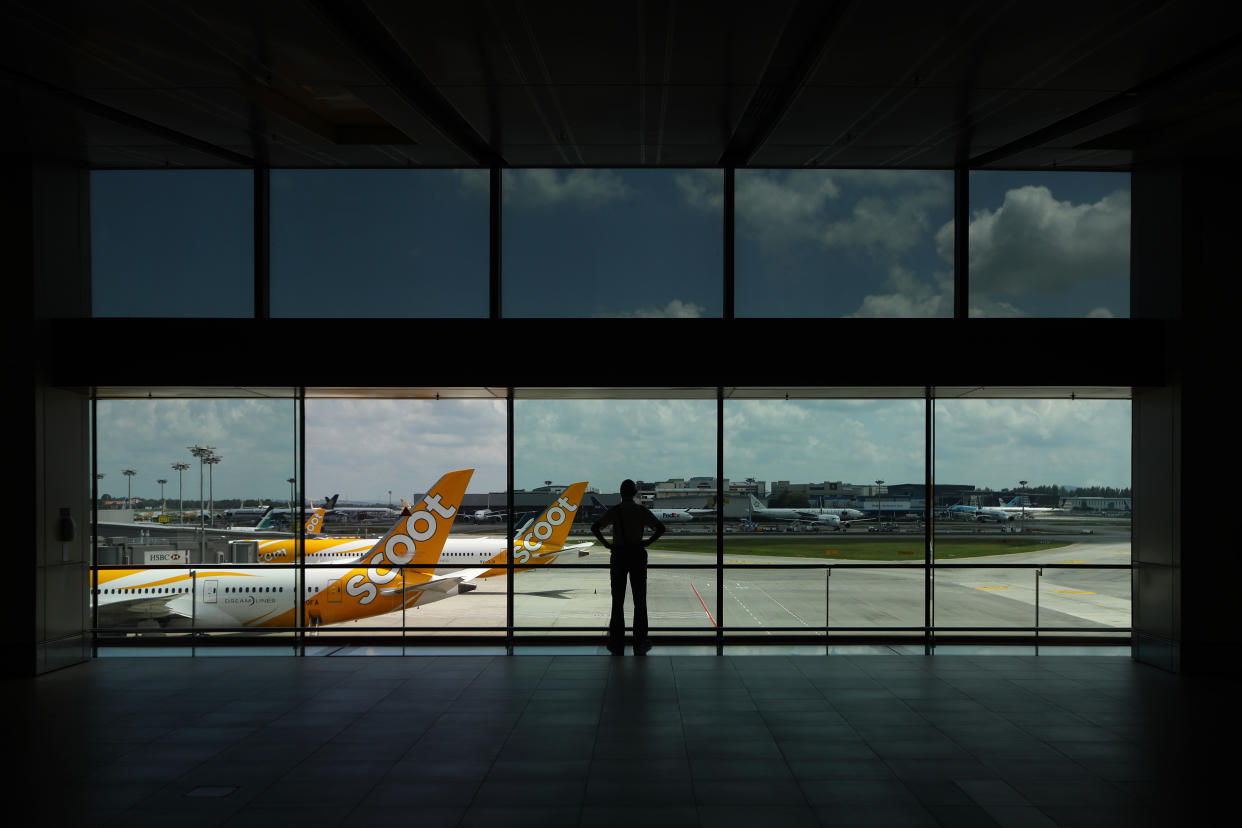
[345,493,457,605]
[514,496,578,564]
[306,510,323,534]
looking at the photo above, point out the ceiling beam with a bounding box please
[307,0,506,167]
[969,30,1242,168]
[716,0,852,168]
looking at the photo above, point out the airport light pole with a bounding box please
[1018,480,1028,531]
[287,478,296,511]
[205,454,221,527]
[875,480,884,530]
[123,469,136,514]
[172,462,189,524]
[157,479,167,517]
[188,445,215,526]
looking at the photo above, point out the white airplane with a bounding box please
[994,497,1067,517]
[251,482,593,575]
[471,508,507,523]
[746,494,866,531]
[93,469,480,631]
[591,495,710,524]
[943,503,1014,522]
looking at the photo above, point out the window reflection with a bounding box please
[968,171,1131,318]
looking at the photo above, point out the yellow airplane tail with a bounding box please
[371,469,474,570]
[511,481,588,565]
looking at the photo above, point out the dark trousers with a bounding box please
[608,545,648,650]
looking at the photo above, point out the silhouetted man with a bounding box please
[592,479,665,655]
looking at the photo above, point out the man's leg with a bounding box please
[631,552,649,653]
[608,560,628,653]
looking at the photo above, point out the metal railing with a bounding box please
[91,559,1132,653]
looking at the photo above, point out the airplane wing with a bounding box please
[96,592,194,625]
[379,569,486,596]
[533,542,592,559]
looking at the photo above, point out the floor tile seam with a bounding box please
[113,738,274,822]
[578,659,672,824]
[762,712,824,813]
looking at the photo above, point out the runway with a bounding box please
[310,528,1131,639]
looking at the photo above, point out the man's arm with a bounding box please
[642,510,666,547]
[591,508,615,550]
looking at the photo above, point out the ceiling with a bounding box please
[4,1,1240,171]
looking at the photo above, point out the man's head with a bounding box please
[620,479,637,500]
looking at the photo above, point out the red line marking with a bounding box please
[691,582,717,627]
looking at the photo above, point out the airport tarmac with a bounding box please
[310,527,1131,639]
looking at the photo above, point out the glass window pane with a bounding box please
[724,397,927,637]
[968,172,1130,318]
[91,170,254,317]
[735,170,954,317]
[933,397,1131,639]
[271,170,488,318]
[93,394,298,634]
[303,396,506,636]
[513,396,718,642]
[503,170,722,318]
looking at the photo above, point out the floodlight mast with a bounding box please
[188,445,216,558]
[122,469,137,515]
[172,462,189,524]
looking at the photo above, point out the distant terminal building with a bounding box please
[1062,496,1132,513]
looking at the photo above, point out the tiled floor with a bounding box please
[14,649,1238,826]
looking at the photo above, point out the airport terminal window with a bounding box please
[723,396,927,637]
[932,394,1132,639]
[270,170,489,318]
[303,393,506,637]
[89,386,1131,649]
[502,169,723,318]
[967,171,1131,318]
[93,392,298,633]
[734,170,954,318]
[512,394,718,639]
[90,170,254,317]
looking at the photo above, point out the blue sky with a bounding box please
[91,168,1130,319]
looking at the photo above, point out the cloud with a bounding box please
[503,169,631,208]
[934,399,1130,489]
[726,170,951,256]
[604,299,706,318]
[942,185,1130,297]
[849,265,952,318]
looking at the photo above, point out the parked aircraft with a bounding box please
[251,482,592,574]
[944,503,1013,522]
[591,495,710,524]
[93,469,476,630]
[995,497,1067,516]
[746,494,866,530]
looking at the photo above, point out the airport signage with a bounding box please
[143,549,189,565]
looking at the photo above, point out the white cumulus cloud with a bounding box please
[503,169,631,208]
[942,185,1130,297]
[604,299,706,319]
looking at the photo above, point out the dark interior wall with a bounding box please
[1132,160,1238,675]
[14,158,92,676]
